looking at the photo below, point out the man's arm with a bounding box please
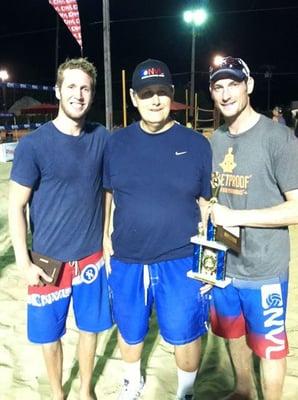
[211,189,298,228]
[8,180,52,285]
[103,189,114,275]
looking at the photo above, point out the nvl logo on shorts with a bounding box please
[261,283,285,358]
[81,263,99,284]
[28,288,71,307]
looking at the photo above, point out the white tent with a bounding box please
[8,96,41,116]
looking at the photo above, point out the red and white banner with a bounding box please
[49,0,82,49]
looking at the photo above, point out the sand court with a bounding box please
[0,162,297,399]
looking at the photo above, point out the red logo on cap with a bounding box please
[141,67,165,78]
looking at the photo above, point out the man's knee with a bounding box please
[174,338,201,371]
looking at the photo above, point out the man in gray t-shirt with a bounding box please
[208,56,298,400]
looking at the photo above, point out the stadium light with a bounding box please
[0,69,9,112]
[213,55,225,67]
[0,70,9,82]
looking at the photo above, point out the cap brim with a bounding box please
[132,78,173,92]
[210,69,247,83]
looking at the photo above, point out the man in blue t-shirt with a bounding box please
[9,58,112,400]
[103,59,212,400]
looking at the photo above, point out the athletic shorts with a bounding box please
[27,251,113,344]
[210,276,289,360]
[108,256,209,346]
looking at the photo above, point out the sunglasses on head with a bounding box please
[209,57,250,76]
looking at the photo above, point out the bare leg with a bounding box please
[227,337,256,399]
[118,331,144,363]
[42,340,64,400]
[174,338,201,371]
[260,358,286,400]
[117,331,144,397]
[78,331,98,400]
[174,338,201,398]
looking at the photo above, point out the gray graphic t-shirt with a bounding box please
[211,114,298,280]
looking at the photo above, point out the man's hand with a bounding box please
[103,234,114,276]
[24,262,53,286]
[198,197,210,236]
[210,203,238,227]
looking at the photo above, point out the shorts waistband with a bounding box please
[68,251,103,276]
[231,272,288,289]
[68,250,103,268]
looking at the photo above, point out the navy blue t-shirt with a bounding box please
[103,122,212,263]
[11,121,109,261]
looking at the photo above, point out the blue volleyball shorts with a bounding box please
[27,250,113,344]
[210,276,289,359]
[108,256,210,346]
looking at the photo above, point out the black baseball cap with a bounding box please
[132,59,173,91]
[209,56,250,83]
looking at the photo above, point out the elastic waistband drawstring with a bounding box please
[69,260,80,276]
[143,264,150,306]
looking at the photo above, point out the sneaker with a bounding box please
[117,377,145,400]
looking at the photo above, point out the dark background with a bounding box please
[1,0,298,124]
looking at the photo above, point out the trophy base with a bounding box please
[187,270,232,288]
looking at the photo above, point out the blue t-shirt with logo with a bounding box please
[11,121,109,261]
[103,122,212,264]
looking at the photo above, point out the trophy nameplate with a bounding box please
[208,223,241,254]
[187,172,241,288]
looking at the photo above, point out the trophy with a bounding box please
[187,172,241,288]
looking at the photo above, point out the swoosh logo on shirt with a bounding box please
[175,151,188,156]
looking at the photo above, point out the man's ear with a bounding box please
[55,86,61,100]
[129,88,138,108]
[247,77,254,95]
[209,84,215,100]
[170,85,175,100]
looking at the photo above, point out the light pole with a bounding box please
[102,0,113,131]
[0,69,9,112]
[261,64,274,112]
[183,8,208,121]
[264,69,272,112]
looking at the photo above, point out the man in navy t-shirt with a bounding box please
[103,59,212,400]
[9,58,112,400]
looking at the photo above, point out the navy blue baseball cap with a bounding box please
[209,56,250,83]
[132,59,173,91]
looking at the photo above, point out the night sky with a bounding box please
[1,0,298,122]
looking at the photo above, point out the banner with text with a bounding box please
[49,0,82,49]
